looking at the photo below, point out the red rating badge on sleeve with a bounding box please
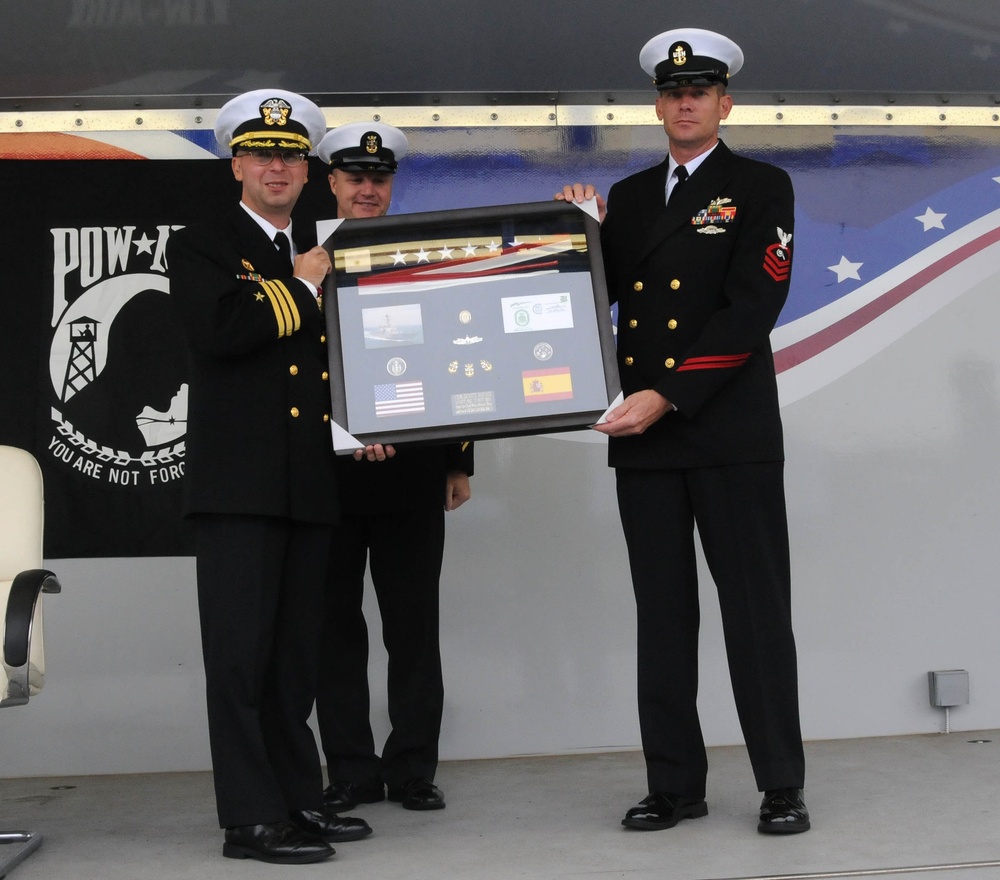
[763,227,793,282]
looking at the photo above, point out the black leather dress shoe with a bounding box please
[223,821,334,864]
[323,779,386,811]
[387,777,446,810]
[289,808,373,842]
[758,788,810,834]
[621,792,708,830]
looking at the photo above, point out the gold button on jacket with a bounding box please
[289,364,299,376]
[290,407,300,418]
[633,281,643,292]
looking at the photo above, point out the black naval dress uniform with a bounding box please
[167,206,338,828]
[600,140,805,799]
[316,442,474,792]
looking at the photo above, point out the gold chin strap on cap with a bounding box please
[230,130,312,151]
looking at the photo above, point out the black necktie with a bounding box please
[274,231,292,269]
[667,165,688,205]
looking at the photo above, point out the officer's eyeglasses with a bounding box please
[237,150,308,167]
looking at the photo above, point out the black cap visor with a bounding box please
[655,59,728,90]
[331,152,398,173]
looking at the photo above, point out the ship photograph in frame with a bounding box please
[321,200,619,453]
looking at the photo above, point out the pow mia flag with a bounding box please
[0,160,242,558]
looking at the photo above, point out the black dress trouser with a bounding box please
[616,462,805,799]
[195,514,331,828]
[316,505,446,788]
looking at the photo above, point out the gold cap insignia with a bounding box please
[365,132,381,155]
[672,43,688,66]
[259,98,292,127]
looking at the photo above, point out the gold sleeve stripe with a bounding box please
[257,281,286,335]
[258,280,302,337]
[270,280,302,334]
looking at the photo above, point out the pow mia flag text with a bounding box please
[1,160,240,557]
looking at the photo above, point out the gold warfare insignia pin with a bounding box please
[365,133,381,155]
[672,43,687,67]
[242,259,255,272]
[260,98,291,127]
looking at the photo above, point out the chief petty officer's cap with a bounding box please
[639,28,744,90]
[316,121,409,173]
[215,88,327,154]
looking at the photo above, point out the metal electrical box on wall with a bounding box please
[928,670,970,707]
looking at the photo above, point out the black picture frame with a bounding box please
[321,200,619,452]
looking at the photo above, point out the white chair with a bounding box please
[0,445,61,877]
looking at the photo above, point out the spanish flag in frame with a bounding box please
[522,366,574,403]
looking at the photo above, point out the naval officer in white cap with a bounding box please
[313,120,475,816]
[561,29,809,835]
[167,89,374,863]
[317,121,409,218]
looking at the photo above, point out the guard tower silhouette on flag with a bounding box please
[61,316,100,401]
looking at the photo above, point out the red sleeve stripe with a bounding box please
[676,353,750,372]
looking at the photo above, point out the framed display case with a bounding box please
[321,200,618,452]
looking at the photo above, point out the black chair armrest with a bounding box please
[4,569,61,669]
